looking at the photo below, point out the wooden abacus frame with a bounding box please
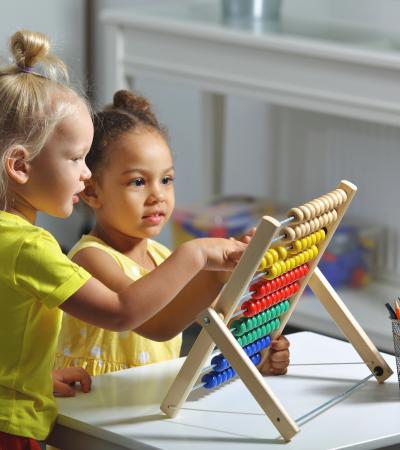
[160,180,393,441]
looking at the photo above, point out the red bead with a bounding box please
[261,297,268,310]
[250,282,259,293]
[250,302,259,316]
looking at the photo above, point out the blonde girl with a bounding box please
[0,31,246,449]
[55,90,290,376]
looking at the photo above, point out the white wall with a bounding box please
[0,0,89,250]
[2,0,399,251]
[94,0,400,282]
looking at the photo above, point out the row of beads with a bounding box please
[211,336,270,372]
[237,317,281,347]
[201,352,261,389]
[257,246,288,271]
[281,210,337,244]
[289,229,326,255]
[257,229,325,272]
[250,264,308,299]
[242,281,298,317]
[265,246,318,280]
[288,188,347,224]
[233,300,290,337]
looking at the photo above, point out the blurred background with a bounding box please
[2,0,400,351]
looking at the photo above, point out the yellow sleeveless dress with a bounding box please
[54,235,182,376]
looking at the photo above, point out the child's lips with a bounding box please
[72,194,80,204]
[143,212,164,225]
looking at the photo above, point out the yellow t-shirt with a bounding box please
[0,211,91,440]
[55,235,182,376]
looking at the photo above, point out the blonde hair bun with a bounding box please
[8,29,68,81]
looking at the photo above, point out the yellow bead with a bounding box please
[277,246,288,260]
[269,248,279,263]
[269,264,279,278]
[310,232,317,245]
[264,251,274,267]
[292,240,302,254]
[279,260,287,274]
[258,257,267,271]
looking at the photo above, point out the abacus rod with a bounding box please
[290,362,369,366]
[280,216,294,226]
[194,362,372,394]
[295,372,374,426]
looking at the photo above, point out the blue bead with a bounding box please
[221,370,228,384]
[251,353,261,365]
[202,373,218,389]
[215,357,229,372]
[244,346,252,356]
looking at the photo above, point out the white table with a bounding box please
[48,332,399,450]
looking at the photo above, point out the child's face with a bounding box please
[24,99,93,218]
[93,130,175,241]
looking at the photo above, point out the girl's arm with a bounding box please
[60,238,245,332]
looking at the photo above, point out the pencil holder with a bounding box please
[391,319,400,388]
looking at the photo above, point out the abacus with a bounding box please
[160,180,393,441]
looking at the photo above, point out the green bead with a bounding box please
[260,311,267,324]
[252,329,258,342]
[231,319,241,336]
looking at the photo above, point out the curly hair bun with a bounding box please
[112,89,159,128]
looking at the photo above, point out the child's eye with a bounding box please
[162,176,174,185]
[129,178,145,187]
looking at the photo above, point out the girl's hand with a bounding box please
[258,335,290,375]
[235,226,256,244]
[52,367,92,397]
[191,237,247,271]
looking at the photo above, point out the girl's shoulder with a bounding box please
[68,234,114,259]
[0,210,62,253]
[147,239,172,261]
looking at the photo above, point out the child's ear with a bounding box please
[5,146,30,184]
[80,179,102,209]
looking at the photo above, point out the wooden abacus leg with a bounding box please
[160,327,215,418]
[308,267,393,382]
[199,307,300,442]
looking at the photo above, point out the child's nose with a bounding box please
[149,184,165,202]
[82,164,91,180]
